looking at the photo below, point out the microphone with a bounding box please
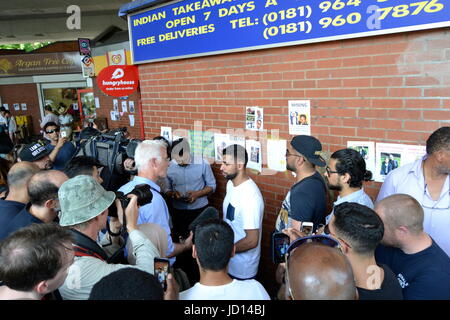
[188,206,219,232]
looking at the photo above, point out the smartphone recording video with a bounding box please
[271,232,290,264]
[301,222,314,236]
[154,258,170,290]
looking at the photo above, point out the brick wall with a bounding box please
[0,83,40,135]
[91,77,143,140]
[137,27,450,295]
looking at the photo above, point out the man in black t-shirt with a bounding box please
[275,135,327,233]
[328,202,403,300]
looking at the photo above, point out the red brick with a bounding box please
[423,110,450,121]
[388,110,422,120]
[371,120,403,130]
[404,121,441,132]
[404,99,441,109]
[424,88,450,97]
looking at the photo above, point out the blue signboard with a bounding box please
[128,0,450,64]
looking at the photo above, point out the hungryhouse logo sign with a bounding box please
[97,65,139,97]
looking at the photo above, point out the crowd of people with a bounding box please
[0,124,449,300]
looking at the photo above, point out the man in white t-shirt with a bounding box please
[180,219,269,300]
[220,144,265,280]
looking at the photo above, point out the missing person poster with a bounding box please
[245,107,264,131]
[347,141,376,177]
[375,143,426,182]
[161,126,172,143]
[246,139,262,173]
[214,133,230,162]
[289,100,310,135]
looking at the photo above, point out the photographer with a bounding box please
[43,122,76,171]
[118,140,193,268]
[57,175,160,300]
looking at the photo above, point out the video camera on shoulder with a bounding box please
[108,184,153,218]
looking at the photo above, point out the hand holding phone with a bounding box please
[271,232,290,264]
[154,258,170,291]
[301,222,314,236]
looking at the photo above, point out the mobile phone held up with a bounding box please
[301,222,314,236]
[271,232,290,264]
[154,257,170,291]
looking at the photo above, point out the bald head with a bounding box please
[287,243,356,300]
[375,194,424,236]
[7,162,40,191]
[28,170,68,206]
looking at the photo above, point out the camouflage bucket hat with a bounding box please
[58,175,115,227]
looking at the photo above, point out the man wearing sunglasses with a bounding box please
[43,122,76,171]
[375,194,450,300]
[285,238,357,300]
[275,135,327,233]
[329,202,403,300]
[376,127,450,257]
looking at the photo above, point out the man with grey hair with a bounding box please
[119,140,193,267]
[0,170,68,241]
[58,175,161,300]
[375,194,450,300]
[0,162,39,228]
[377,127,450,256]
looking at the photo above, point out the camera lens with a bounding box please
[128,184,152,207]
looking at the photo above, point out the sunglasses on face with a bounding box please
[46,129,60,134]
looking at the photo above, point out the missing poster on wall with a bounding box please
[129,115,135,127]
[246,139,262,172]
[2,104,8,110]
[161,126,172,143]
[214,133,230,162]
[95,97,100,109]
[288,100,310,135]
[13,103,20,111]
[20,103,27,111]
[121,101,127,113]
[129,101,135,113]
[245,107,264,131]
[347,141,376,177]
[375,143,426,182]
[113,99,119,112]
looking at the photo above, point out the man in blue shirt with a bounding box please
[166,138,216,240]
[119,140,193,266]
[0,162,39,229]
[43,122,76,171]
[0,170,68,241]
[166,138,216,284]
[375,194,450,300]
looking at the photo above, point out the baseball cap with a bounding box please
[58,175,115,227]
[290,135,326,167]
[18,142,51,162]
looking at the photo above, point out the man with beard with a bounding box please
[377,127,450,257]
[221,144,264,280]
[324,148,374,225]
[275,135,327,233]
[18,142,53,170]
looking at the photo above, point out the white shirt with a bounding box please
[7,116,17,133]
[325,188,374,224]
[376,157,450,257]
[60,230,159,300]
[180,279,270,300]
[223,179,264,279]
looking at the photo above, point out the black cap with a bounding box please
[18,142,51,162]
[290,135,326,167]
